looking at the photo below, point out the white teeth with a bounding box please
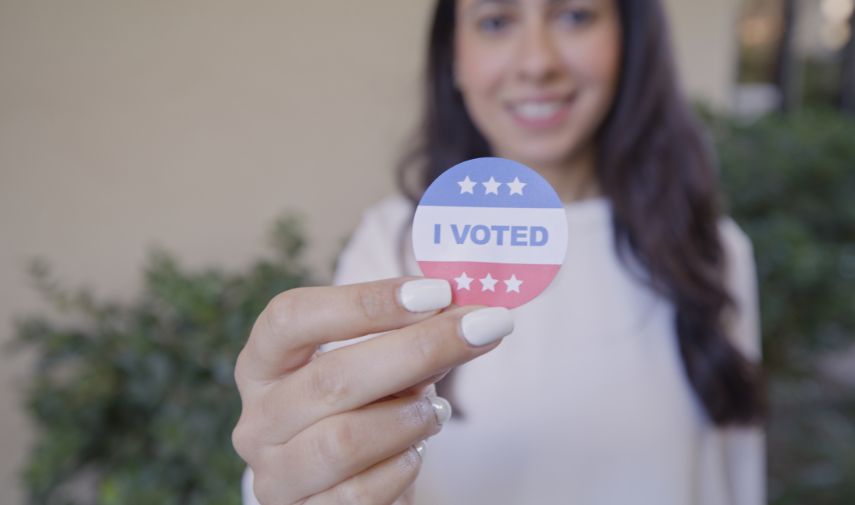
[513,101,563,120]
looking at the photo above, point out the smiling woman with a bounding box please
[234,1,765,504]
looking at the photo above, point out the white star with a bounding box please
[458,176,476,194]
[506,177,527,196]
[479,273,498,292]
[504,274,523,293]
[482,177,501,195]
[454,272,473,290]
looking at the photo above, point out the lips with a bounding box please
[507,95,575,129]
[512,100,565,119]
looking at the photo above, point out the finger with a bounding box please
[261,306,510,443]
[394,483,417,505]
[237,277,452,383]
[256,394,444,503]
[376,371,446,404]
[391,371,447,399]
[301,445,423,505]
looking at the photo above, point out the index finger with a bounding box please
[236,277,453,382]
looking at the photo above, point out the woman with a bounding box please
[233,0,766,503]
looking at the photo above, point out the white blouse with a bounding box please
[243,194,765,505]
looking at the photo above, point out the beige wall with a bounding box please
[665,0,742,108]
[0,1,738,503]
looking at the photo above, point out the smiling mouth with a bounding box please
[507,95,575,127]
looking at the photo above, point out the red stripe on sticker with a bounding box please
[418,261,561,309]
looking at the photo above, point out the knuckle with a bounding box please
[305,356,351,407]
[333,479,376,505]
[266,289,306,337]
[233,350,252,392]
[315,420,358,469]
[355,283,393,321]
[231,428,249,460]
[254,447,303,505]
[231,421,255,461]
[410,322,448,371]
[249,290,308,367]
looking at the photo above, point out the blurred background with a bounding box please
[0,0,853,504]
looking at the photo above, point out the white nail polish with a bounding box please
[414,440,427,459]
[399,279,452,313]
[460,307,514,347]
[430,396,452,425]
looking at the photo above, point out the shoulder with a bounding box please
[332,194,415,286]
[717,216,758,301]
[359,193,414,233]
[718,216,754,266]
[717,216,762,361]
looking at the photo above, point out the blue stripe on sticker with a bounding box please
[418,158,564,209]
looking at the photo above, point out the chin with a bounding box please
[503,138,583,169]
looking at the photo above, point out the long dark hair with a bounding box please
[398,0,766,426]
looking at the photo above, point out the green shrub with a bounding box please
[714,109,855,504]
[13,217,311,505]
[714,109,855,374]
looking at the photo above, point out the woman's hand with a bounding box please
[232,277,514,505]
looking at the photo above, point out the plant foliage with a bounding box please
[714,109,855,374]
[714,109,855,504]
[14,217,311,505]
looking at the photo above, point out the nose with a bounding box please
[514,20,562,83]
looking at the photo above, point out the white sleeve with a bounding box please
[719,219,765,505]
[241,196,413,505]
[332,196,413,286]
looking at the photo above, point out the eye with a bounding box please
[477,14,513,33]
[556,8,595,27]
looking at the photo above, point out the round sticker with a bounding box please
[412,157,568,309]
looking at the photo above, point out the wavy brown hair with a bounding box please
[397,0,765,426]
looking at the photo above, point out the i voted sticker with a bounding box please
[412,157,568,309]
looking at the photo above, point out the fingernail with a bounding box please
[398,279,452,313]
[430,396,452,425]
[414,440,427,459]
[460,307,514,347]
